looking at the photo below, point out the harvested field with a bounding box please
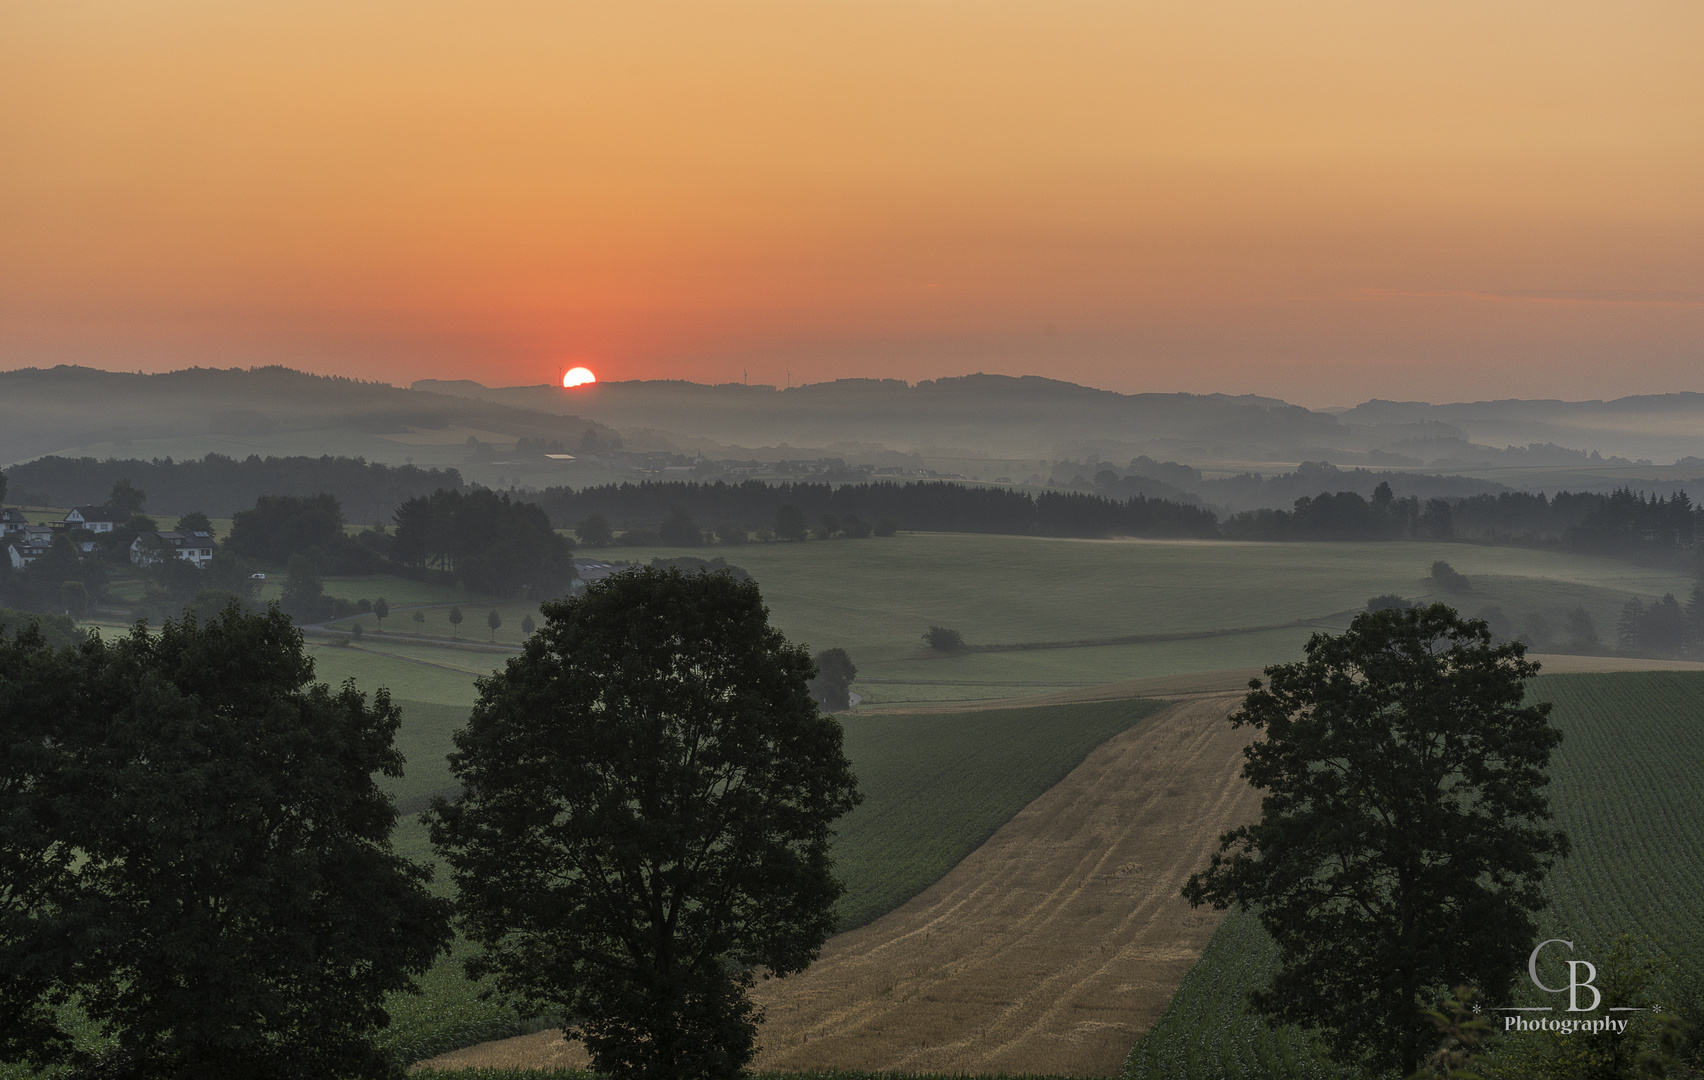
[416,693,1259,1077]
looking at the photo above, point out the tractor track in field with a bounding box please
[414,693,1260,1077]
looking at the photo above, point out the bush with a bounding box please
[873,516,899,537]
[923,626,965,653]
[1429,560,1473,594]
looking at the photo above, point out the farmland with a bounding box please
[295,531,1695,707]
[374,696,1167,1066]
[1121,669,1704,1080]
[17,530,1703,1076]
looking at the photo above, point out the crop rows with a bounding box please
[1120,670,1704,1080]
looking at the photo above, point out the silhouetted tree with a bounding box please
[426,569,859,1080]
[658,506,705,547]
[1183,604,1568,1076]
[808,648,858,711]
[448,606,464,638]
[373,596,389,629]
[578,513,614,548]
[487,609,501,642]
[0,606,452,1077]
[108,478,146,517]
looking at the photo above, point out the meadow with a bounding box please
[302,532,1694,707]
[1120,669,1704,1080]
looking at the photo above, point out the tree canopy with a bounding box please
[391,489,574,598]
[0,605,451,1078]
[425,568,860,1079]
[1182,603,1569,1076]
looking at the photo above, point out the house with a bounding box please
[130,530,216,569]
[0,508,29,536]
[6,528,56,570]
[64,506,126,533]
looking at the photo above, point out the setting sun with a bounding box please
[562,367,597,388]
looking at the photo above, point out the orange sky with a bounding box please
[3,1,1701,405]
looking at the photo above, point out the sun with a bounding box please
[562,366,597,388]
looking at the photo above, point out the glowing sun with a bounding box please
[562,366,597,388]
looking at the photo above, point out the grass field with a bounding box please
[1120,670,1704,1080]
[576,534,1694,705]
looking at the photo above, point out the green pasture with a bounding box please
[576,534,1691,703]
[1121,670,1704,1080]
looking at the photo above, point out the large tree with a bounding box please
[0,605,452,1078]
[425,567,860,1080]
[1182,603,1569,1076]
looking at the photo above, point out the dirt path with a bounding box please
[416,693,1259,1076]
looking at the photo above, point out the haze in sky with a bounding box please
[3,1,1700,405]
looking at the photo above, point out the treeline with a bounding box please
[537,480,1222,539]
[2,453,463,520]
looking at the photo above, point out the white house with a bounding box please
[130,530,216,569]
[6,528,56,570]
[0,508,29,536]
[64,506,126,533]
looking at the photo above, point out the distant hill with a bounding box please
[0,366,619,469]
[418,375,1704,473]
[414,374,1353,462]
[1337,394,1704,466]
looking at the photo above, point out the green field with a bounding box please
[577,534,1693,705]
[1121,670,1704,1080]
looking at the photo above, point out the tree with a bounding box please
[1619,597,1648,650]
[447,605,463,638]
[773,503,808,542]
[175,510,214,537]
[281,552,327,622]
[108,478,146,517]
[1365,593,1409,612]
[228,493,345,565]
[60,581,90,619]
[486,608,501,641]
[411,609,426,628]
[520,613,535,635]
[808,647,857,711]
[1565,605,1601,651]
[0,605,453,1077]
[373,596,389,630]
[577,513,614,547]
[392,490,575,597]
[1181,604,1568,1076]
[714,521,747,545]
[873,516,899,537]
[424,568,860,1080]
[658,506,705,547]
[923,625,964,652]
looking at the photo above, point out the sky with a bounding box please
[3,1,1701,406]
